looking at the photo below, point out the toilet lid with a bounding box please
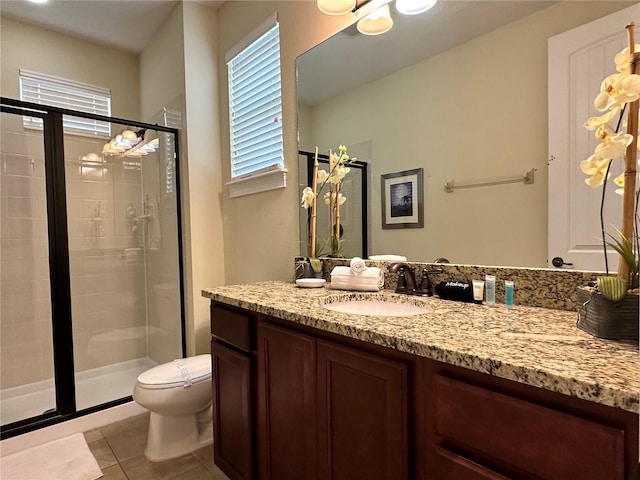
[137,354,211,386]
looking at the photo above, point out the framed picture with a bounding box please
[381,168,424,229]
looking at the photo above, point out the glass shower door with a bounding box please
[1,99,184,439]
[63,118,183,411]
[0,110,56,425]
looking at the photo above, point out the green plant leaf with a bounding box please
[605,227,639,289]
[309,257,322,273]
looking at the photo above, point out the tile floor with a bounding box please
[85,412,230,480]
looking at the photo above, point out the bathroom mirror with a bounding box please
[296,0,634,268]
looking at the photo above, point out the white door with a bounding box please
[548,4,639,271]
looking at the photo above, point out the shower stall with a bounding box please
[0,98,185,439]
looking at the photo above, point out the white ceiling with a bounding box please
[1,0,555,103]
[0,0,223,53]
[297,1,556,105]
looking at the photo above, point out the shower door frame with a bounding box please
[0,97,186,439]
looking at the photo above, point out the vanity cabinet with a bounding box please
[426,364,636,480]
[257,320,412,480]
[433,375,625,479]
[316,340,409,480]
[210,304,254,480]
[209,301,639,480]
[257,321,316,480]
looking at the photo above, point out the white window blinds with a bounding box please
[227,17,284,180]
[19,69,111,137]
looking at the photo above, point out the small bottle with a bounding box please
[485,275,496,306]
[505,280,514,309]
[472,280,484,304]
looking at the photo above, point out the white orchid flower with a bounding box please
[323,191,347,206]
[594,130,634,159]
[584,108,619,131]
[594,73,640,111]
[615,45,640,73]
[580,155,611,188]
[329,151,340,170]
[328,165,350,184]
[301,187,314,209]
[614,172,625,196]
[316,169,329,184]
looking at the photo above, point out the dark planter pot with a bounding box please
[576,286,639,340]
[294,257,323,280]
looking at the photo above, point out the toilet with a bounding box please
[133,354,213,462]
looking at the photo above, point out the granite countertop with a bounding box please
[202,281,639,414]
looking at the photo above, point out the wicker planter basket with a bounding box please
[576,286,639,340]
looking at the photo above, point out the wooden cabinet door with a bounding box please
[257,321,317,480]
[211,340,253,480]
[317,340,409,480]
[434,447,509,480]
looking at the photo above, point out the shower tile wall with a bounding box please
[63,135,147,373]
[0,115,54,391]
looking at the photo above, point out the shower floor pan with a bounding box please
[0,357,156,426]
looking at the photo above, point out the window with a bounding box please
[19,69,111,138]
[226,14,286,197]
[162,106,182,195]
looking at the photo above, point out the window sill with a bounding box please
[226,164,288,198]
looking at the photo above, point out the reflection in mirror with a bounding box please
[296,1,635,268]
[298,151,368,258]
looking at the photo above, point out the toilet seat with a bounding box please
[137,354,211,390]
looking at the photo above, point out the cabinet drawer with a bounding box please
[211,304,251,352]
[435,446,509,480]
[434,375,624,480]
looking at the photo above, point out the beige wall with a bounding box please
[0,16,139,120]
[216,1,359,284]
[299,1,634,267]
[181,1,225,355]
[139,4,185,122]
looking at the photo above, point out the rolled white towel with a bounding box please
[350,257,367,274]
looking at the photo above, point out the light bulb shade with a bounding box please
[81,153,102,163]
[357,4,393,35]
[317,0,356,15]
[108,139,126,152]
[395,0,437,15]
[121,129,139,145]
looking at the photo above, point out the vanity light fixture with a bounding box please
[318,0,435,35]
[357,4,393,35]
[395,0,437,15]
[26,0,48,4]
[317,0,356,16]
[102,128,159,157]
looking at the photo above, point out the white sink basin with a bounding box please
[323,299,430,316]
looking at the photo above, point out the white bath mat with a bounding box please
[0,433,102,480]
